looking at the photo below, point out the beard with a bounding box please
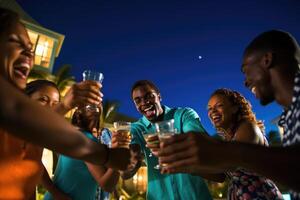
[259,88,275,106]
[257,73,275,106]
[260,97,273,106]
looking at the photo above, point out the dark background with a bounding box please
[17,0,300,134]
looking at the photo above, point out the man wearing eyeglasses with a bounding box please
[120,80,213,200]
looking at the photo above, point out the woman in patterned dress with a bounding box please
[207,88,283,200]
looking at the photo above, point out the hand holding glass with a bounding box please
[143,132,159,157]
[153,119,176,169]
[82,70,104,112]
[113,121,131,149]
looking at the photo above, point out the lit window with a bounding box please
[27,31,38,48]
[27,30,55,68]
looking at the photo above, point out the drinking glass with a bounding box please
[82,70,104,112]
[143,131,159,157]
[113,121,131,149]
[153,119,176,169]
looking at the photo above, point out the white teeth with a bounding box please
[212,116,220,120]
[143,105,153,112]
[16,63,30,69]
[251,87,256,94]
[13,62,31,77]
[144,107,151,112]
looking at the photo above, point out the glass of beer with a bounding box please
[82,69,104,112]
[113,121,131,148]
[155,119,176,169]
[143,132,159,157]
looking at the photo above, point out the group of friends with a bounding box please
[0,7,299,200]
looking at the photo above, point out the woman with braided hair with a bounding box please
[207,88,283,200]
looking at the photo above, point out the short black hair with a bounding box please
[244,30,300,64]
[25,79,60,98]
[71,108,100,132]
[131,80,160,97]
[0,7,20,36]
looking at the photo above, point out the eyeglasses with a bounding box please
[133,92,157,105]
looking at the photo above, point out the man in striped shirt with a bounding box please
[158,30,300,199]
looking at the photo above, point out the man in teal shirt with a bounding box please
[122,80,212,200]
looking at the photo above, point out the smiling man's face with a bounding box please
[242,52,274,106]
[132,85,163,122]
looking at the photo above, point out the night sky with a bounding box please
[17,0,300,135]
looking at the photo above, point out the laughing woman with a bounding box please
[207,88,283,200]
[0,8,130,199]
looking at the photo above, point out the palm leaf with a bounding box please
[57,78,75,92]
[54,64,74,86]
[28,68,55,81]
[98,100,120,129]
[103,100,120,120]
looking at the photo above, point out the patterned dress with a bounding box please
[227,169,283,200]
[226,128,283,200]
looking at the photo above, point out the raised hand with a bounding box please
[145,134,160,156]
[58,80,103,113]
[158,132,227,174]
[111,130,131,149]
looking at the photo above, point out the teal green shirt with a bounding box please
[131,106,212,200]
[44,131,98,200]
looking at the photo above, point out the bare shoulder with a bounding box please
[234,120,261,144]
[237,120,257,131]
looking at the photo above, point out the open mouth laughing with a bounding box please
[142,104,156,119]
[250,86,259,99]
[210,114,223,126]
[13,62,31,80]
